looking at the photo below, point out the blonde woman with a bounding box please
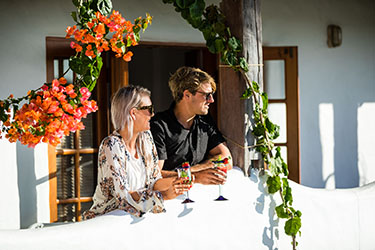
[84,85,189,219]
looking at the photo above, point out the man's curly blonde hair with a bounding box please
[168,66,216,102]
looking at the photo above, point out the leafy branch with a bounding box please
[163,0,302,248]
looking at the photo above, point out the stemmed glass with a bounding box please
[213,156,230,201]
[177,162,195,204]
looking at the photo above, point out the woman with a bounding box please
[84,85,189,219]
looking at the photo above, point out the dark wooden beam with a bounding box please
[219,0,263,175]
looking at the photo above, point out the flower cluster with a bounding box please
[0,78,97,147]
[66,11,152,62]
[0,5,151,148]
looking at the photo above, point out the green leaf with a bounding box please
[261,92,268,112]
[141,21,148,31]
[87,79,97,92]
[282,161,289,176]
[79,6,87,17]
[266,175,281,194]
[284,217,302,236]
[295,210,302,218]
[213,22,226,36]
[253,124,265,136]
[189,0,205,19]
[0,109,7,122]
[284,186,293,205]
[187,16,202,29]
[133,25,141,34]
[270,125,280,140]
[214,38,225,53]
[239,57,248,72]
[240,88,252,99]
[206,38,216,54]
[228,37,241,52]
[69,56,83,75]
[176,0,185,8]
[226,52,238,66]
[71,11,78,22]
[252,81,260,93]
[275,146,282,157]
[96,56,103,71]
[275,204,289,219]
[269,157,283,175]
[72,0,80,7]
[96,0,112,15]
[265,117,275,133]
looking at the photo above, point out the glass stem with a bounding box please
[219,184,223,196]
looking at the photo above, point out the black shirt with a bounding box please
[150,103,225,171]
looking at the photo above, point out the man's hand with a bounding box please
[194,168,226,185]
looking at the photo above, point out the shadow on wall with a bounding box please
[252,171,280,250]
[317,102,359,188]
[16,143,37,229]
[302,101,361,188]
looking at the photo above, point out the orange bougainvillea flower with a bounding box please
[94,23,106,35]
[123,51,133,62]
[87,21,95,29]
[1,78,98,148]
[65,25,76,38]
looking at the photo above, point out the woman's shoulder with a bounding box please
[100,132,123,148]
[143,130,153,138]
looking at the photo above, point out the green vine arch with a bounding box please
[162,0,302,248]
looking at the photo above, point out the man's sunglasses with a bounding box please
[136,104,154,115]
[196,91,214,101]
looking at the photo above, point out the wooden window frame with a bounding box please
[46,37,110,222]
[263,46,301,183]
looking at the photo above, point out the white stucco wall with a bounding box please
[0,0,373,229]
[262,0,375,188]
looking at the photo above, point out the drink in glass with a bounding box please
[213,156,229,201]
[177,162,194,204]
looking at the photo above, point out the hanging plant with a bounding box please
[162,0,302,248]
[0,0,152,147]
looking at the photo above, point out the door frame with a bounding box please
[263,46,301,183]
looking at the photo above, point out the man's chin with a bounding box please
[199,109,209,115]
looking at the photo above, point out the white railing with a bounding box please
[1,167,374,250]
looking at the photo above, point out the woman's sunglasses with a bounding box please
[136,104,154,115]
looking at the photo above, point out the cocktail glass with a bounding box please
[177,162,194,204]
[213,157,229,201]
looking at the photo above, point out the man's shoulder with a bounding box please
[151,108,173,126]
[196,113,217,126]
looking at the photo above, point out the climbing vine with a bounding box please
[162,0,302,248]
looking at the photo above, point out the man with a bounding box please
[150,66,232,185]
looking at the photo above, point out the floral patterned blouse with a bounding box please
[83,130,165,219]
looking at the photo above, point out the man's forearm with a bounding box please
[190,160,215,173]
[161,170,178,178]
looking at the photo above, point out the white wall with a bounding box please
[0,0,373,229]
[262,0,375,188]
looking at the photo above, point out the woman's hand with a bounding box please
[172,177,192,196]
